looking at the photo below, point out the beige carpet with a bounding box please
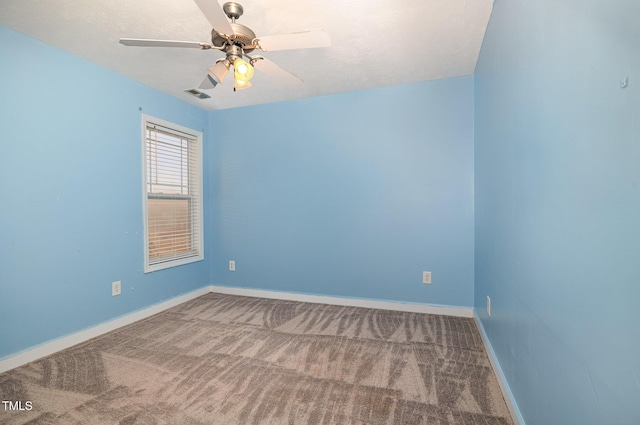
[0,293,513,424]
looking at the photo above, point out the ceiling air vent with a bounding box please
[184,89,211,99]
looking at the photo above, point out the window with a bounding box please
[142,115,203,272]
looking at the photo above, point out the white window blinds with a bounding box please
[142,116,203,272]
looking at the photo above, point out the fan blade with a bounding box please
[119,38,212,49]
[193,0,234,36]
[256,30,330,52]
[253,58,303,88]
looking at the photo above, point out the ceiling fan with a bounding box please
[119,0,330,94]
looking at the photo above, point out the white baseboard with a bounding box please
[474,312,525,425]
[209,285,474,318]
[0,284,473,374]
[0,287,210,374]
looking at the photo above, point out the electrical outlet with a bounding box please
[229,260,236,271]
[487,296,491,317]
[112,281,122,297]
[422,271,432,284]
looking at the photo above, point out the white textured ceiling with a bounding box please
[0,0,493,110]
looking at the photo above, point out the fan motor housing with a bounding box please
[211,23,256,52]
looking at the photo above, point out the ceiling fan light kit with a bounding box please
[234,78,252,91]
[119,1,331,97]
[233,57,254,91]
[208,59,231,84]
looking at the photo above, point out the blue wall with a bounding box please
[474,1,640,424]
[0,25,210,359]
[209,77,475,307]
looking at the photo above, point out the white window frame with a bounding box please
[141,115,204,273]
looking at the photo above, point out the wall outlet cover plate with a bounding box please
[422,271,432,284]
[112,281,122,296]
